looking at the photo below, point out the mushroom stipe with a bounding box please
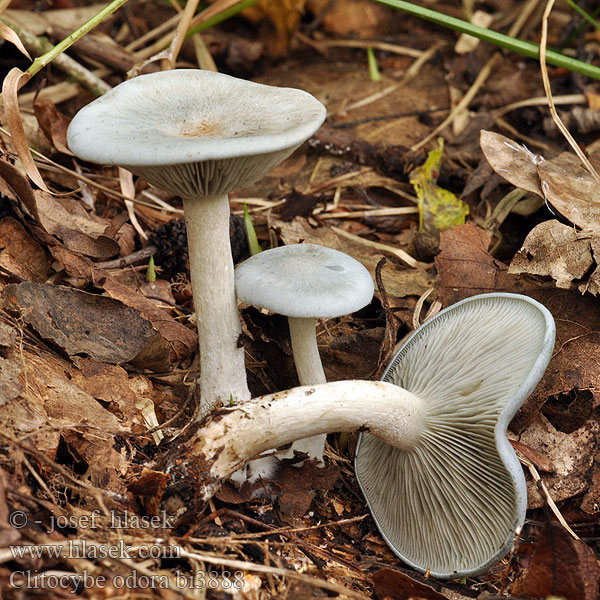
[158,292,554,578]
[67,70,327,418]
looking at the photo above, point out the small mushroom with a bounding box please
[235,243,374,463]
[67,70,326,417]
[168,293,555,577]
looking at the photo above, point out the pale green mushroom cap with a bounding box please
[355,293,555,578]
[235,243,374,318]
[67,70,326,197]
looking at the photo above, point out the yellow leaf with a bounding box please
[409,138,468,234]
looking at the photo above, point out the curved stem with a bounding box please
[184,380,425,501]
[183,194,250,418]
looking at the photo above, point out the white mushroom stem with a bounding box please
[282,316,327,463]
[288,317,326,385]
[188,380,426,501]
[183,194,250,418]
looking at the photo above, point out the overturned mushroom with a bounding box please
[67,70,326,417]
[168,293,554,577]
[235,243,374,463]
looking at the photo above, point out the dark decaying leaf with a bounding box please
[3,282,172,371]
[512,521,599,600]
[51,246,197,364]
[372,568,448,600]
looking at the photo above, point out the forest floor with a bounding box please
[0,0,600,598]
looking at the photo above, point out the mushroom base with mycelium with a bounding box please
[160,293,555,579]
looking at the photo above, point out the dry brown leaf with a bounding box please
[70,359,152,427]
[537,152,600,232]
[3,281,176,372]
[434,222,524,305]
[509,220,593,289]
[481,130,600,232]
[240,0,305,56]
[33,190,121,259]
[519,414,599,508]
[33,97,72,155]
[0,156,119,258]
[306,0,392,38]
[0,22,30,59]
[1,68,48,192]
[512,521,599,600]
[479,129,543,196]
[0,217,50,282]
[51,247,197,364]
[372,568,449,600]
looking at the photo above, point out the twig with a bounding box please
[518,453,579,540]
[331,226,431,270]
[95,246,157,269]
[1,19,111,96]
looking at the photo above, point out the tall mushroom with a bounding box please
[235,243,374,463]
[67,70,326,417]
[167,293,555,577]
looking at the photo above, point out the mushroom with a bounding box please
[67,70,326,417]
[166,293,555,577]
[234,243,374,463]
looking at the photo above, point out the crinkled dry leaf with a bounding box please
[537,152,600,233]
[480,129,542,195]
[33,190,121,259]
[581,236,600,295]
[509,220,593,289]
[1,68,48,192]
[512,522,599,600]
[516,288,600,431]
[481,130,600,232]
[70,359,152,426]
[3,282,171,371]
[519,414,599,508]
[0,158,119,258]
